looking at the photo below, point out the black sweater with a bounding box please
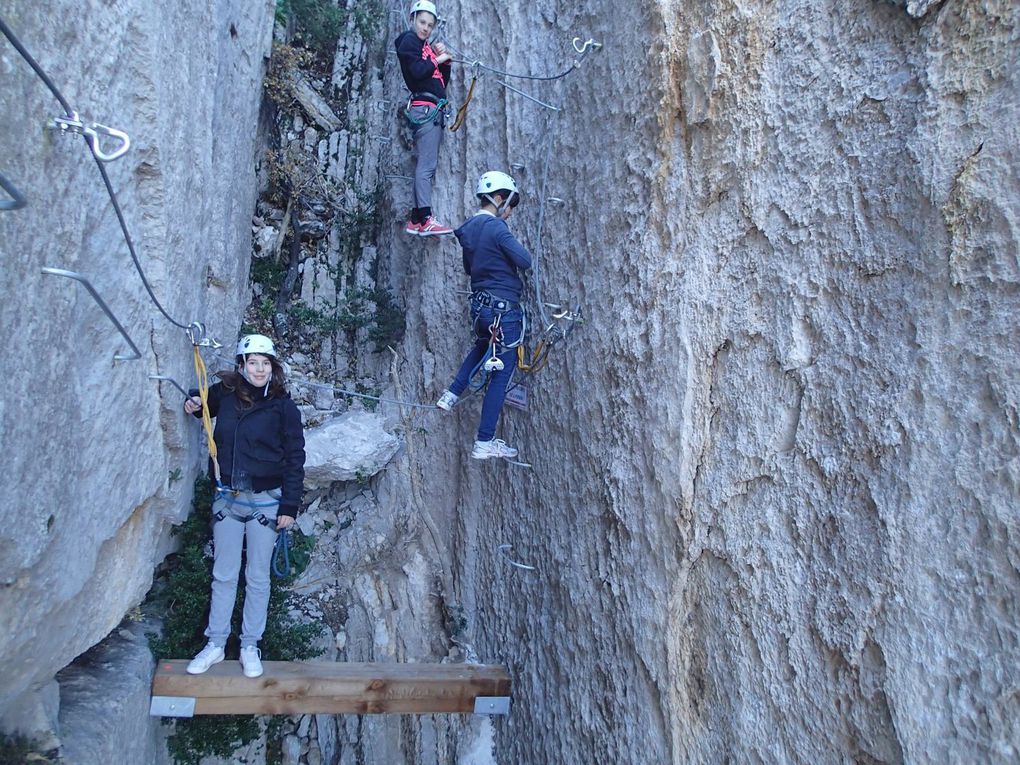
[394,30,451,100]
[193,381,305,518]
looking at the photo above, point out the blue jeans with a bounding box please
[448,304,523,442]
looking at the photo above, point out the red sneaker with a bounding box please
[418,216,452,236]
[404,220,421,235]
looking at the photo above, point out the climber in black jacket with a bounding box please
[182,334,305,679]
[394,0,454,237]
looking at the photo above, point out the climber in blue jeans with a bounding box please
[436,171,531,460]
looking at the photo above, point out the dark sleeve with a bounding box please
[439,60,452,85]
[187,382,223,418]
[277,398,305,519]
[455,225,472,275]
[396,34,437,83]
[496,223,532,271]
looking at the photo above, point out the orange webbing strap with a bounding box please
[450,76,477,132]
[192,345,221,484]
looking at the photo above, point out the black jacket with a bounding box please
[394,30,450,100]
[193,380,305,518]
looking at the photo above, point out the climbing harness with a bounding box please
[403,94,449,126]
[211,488,292,578]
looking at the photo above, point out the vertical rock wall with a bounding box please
[0,0,272,726]
[372,0,1019,762]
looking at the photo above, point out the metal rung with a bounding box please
[0,172,27,210]
[150,695,196,717]
[473,696,511,715]
[41,267,142,361]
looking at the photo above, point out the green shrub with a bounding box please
[0,733,48,764]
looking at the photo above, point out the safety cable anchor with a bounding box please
[48,112,131,162]
[186,322,223,349]
[572,37,603,55]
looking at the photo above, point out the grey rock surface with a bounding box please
[368,0,1020,762]
[0,0,273,721]
[57,615,170,765]
[3,0,1018,762]
[303,411,402,488]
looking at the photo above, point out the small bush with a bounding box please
[0,733,49,765]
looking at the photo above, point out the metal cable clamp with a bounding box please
[49,112,131,162]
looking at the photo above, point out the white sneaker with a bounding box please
[240,646,263,678]
[471,439,518,460]
[186,643,224,674]
[436,390,458,411]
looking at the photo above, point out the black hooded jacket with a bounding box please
[192,380,305,518]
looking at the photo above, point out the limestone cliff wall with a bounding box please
[1,0,1018,761]
[374,0,1020,762]
[0,0,272,722]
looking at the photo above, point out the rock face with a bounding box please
[2,0,1018,762]
[0,0,272,728]
[371,0,1020,762]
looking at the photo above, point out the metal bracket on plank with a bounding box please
[473,696,511,715]
[149,695,196,717]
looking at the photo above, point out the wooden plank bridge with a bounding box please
[149,660,512,717]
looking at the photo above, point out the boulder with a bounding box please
[303,413,401,488]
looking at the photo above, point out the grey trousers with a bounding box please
[410,104,445,210]
[204,490,279,649]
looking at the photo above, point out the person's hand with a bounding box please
[435,52,452,64]
[432,41,447,55]
[184,396,203,414]
[277,515,295,531]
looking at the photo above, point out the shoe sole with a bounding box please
[471,451,518,460]
[417,230,451,237]
[242,667,264,678]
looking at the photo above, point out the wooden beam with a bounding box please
[152,660,511,715]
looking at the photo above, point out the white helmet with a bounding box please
[476,171,520,212]
[409,0,437,20]
[235,334,277,359]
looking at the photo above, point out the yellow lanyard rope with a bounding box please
[517,341,549,373]
[450,75,477,132]
[192,345,221,484]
